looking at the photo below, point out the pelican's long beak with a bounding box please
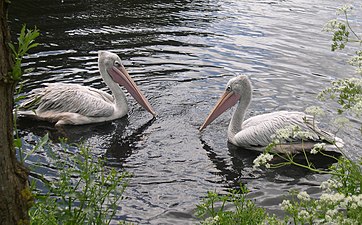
[108,65,156,117]
[199,91,240,131]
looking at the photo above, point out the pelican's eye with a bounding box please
[114,61,122,68]
[226,85,232,92]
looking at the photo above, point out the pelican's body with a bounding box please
[19,51,155,126]
[200,75,343,153]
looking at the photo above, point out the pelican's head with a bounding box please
[98,50,156,117]
[98,51,122,69]
[199,75,251,131]
[225,75,252,96]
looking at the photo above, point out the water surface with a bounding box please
[10,0,361,224]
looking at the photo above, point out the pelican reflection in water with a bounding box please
[19,51,156,126]
[199,75,344,153]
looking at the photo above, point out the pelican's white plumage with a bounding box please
[18,51,156,126]
[199,75,344,153]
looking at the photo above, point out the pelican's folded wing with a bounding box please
[235,111,322,148]
[21,83,115,117]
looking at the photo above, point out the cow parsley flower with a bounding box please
[324,208,340,224]
[351,100,362,116]
[253,153,274,169]
[320,179,341,192]
[332,117,350,130]
[298,210,310,220]
[327,209,338,216]
[350,203,358,209]
[297,191,310,201]
[320,193,345,203]
[305,106,325,117]
[351,194,362,207]
[325,215,332,223]
[273,125,297,141]
[293,130,314,140]
[311,143,326,154]
[280,199,292,211]
[203,215,220,225]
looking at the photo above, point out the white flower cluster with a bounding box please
[271,125,314,143]
[310,143,326,154]
[336,4,353,15]
[253,153,274,169]
[325,209,338,222]
[351,100,362,117]
[305,106,325,117]
[332,116,350,129]
[272,125,297,141]
[352,194,362,207]
[298,209,310,220]
[320,179,342,192]
[348,50,362,74]
[279,199,292,211]
[279,189,362,224]
[317,177,362,224]
[338,194,362,209]
[340,218,359,225]
[202,215,219,225]
[320,193,345,204]
[293,130,314,140]
[357,67,362,75]
[297,191,311,201]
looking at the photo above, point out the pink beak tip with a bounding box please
[199,125,205,132]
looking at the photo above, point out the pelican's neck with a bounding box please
[228,92,251,140]
[101,69,128,115]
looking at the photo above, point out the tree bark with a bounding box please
[0,1,32,224]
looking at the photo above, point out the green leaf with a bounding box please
[14,95,26,102]
[9,24,40,81]
[8,43,17,56]
[13,138,22,149]
[23,133,49,162]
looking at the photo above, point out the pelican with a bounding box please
[18,51,156,126]
[199,75,344,153]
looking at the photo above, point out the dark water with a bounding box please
[9,0,361,224]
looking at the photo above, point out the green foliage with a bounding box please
[18,133,49,164]
[323,5,361,52]
[327,6,361,72]
[196,185,267,225]
[9,24,39,81]
[29,143,129,225]
[322,5,362,114]
[319,78,362,115]
[13,81,48,164]
[324,18,349,51]
[278,158,362,225]
[11,25,40,163]
[329,157,362,196]
[349,50,362,75]
[197,157,362,225]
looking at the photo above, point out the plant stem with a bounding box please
[344,11,360,41]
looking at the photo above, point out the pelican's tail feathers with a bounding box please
[17,110,37,118]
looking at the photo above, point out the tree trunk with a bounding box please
[0,1,32,224]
